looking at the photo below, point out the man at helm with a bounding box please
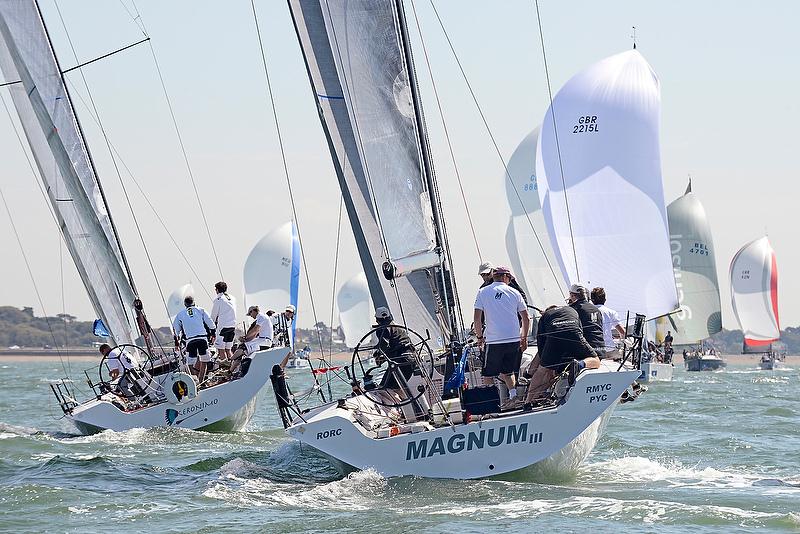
[373,306,417,390]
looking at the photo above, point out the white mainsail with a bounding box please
[243,221,300,324]
[503,127,565,307]
[337,271,373,348]
[0,1,138,345]
[659,180,722,344]
[730,236,779,352]
[288,0,453,347]
[536,49,678,318]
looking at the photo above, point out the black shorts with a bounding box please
[482,342,520,377]
[187,338,209,359]
[219,327,236,343]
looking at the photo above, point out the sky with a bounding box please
[0,0,798,333]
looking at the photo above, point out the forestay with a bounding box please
[288,0,445,346]
[659,181,722,344]
[243,221,300,333]
[536,49,678,318]
[0,1,137,344]
[337,271,373,348]
[730,236,779,352]
[503,127,565,307]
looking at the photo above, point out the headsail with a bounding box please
[659,182,722,344]
[536,50,678,318]
[243,221,300,336]
[503,127,564,307]
[337,271,373,348]
[0,1,137,345]
[730,236,779,352]
[288,0,451,347]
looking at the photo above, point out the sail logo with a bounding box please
[670,234,692,321]
[405,423,539,461]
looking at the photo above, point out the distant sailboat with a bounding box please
[337,271,373,349]
[730,236,782,370]
[661,180,725,372]
[536,49,679,321]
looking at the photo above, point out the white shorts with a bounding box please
[245,339,272,355]
[215,337,234,350]
[215,327,236,349]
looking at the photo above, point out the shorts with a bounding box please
[215,327,236,349]
[187,338,211,362]
[482,342,520,377]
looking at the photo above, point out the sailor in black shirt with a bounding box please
[567,283,605,354]
[373,307,417,390]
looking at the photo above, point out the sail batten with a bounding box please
[288,0,444,346]
[730,236,779,352]
[535,50,678,318]
[0,1,137,345]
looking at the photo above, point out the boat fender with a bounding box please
[163,372,198,405]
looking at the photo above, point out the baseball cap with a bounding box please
[569,283,587,294]
[477,261,493,275]
[285,304,296,313]
[493,265,511,276]
[375,306,392,321]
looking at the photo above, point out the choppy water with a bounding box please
[1,359,798,533]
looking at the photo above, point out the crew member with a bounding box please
[473,265,530,407]
[241,305,274,355]
[590,287,626,357]
[99,343,142,397]
[478,261,528,303]
[273,305,296,349]
[210,281,237,364]
[373,307,417,391]
[568,283,605,354]
[173,296,216,384]
[523,305,601,407]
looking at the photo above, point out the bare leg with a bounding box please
[197,361,207,384]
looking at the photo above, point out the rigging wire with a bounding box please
[250,0,329,383]
[125,0,225,281]
[328,197,343,359]
[408,0,481,264]
[64,79,212,301]
[426,0,566,296]
[533,0,579,281]
[53,0,171,325]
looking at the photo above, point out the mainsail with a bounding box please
[503,127,564,307]
[337,271,373,348]
[730,236,779,353]
[536,49,678,318]
[288,0,452,347]
[659,180,722,344]
[243,221,300,337]
[0,1,137,345]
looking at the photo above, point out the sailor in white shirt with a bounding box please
[241,305,274,355]
[273,304,295,349]
[172,296,216,383]
[590,286,626,357]
[210,281,237,363]
[99,343,150,399]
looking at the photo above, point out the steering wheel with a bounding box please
[350,325,435,408]
[98,344,159,400]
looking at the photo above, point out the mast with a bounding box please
[394,0,462,340]
[33,0,138,297]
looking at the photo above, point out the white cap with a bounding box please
[569,283,587,295]
[478,261,493,275]
[375,306,392,321]
[285,304,296,313]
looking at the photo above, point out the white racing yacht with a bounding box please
[0,1,291,434]
[259,0,678,478]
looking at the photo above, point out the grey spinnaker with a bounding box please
[660,181,722,345]
[0,1,137,345]
[288,0,451,346]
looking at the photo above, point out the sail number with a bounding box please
[572,115,599,134]
[689,242,709,256]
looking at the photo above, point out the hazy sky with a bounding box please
[1,0,798,332]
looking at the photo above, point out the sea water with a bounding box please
[0,359,798,533]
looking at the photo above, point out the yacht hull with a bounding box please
[685,357,726,372]
[65,347,289,435]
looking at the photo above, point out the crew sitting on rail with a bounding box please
[172,296,216,384]
[373,307,417,392]
[522,304,601,410]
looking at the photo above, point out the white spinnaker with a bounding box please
[503,127,565,308]
[660,183,722,344]
[337,272,373,348]
[243,221,300,315]
[730,236,779,350]
[167,284,195,321]
[536,49,678,318]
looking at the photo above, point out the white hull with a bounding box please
[283,360,639,479]
[66,347,289,434]
[759,358,782,371]
[639,362,674,382]
[285,357,311,370]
